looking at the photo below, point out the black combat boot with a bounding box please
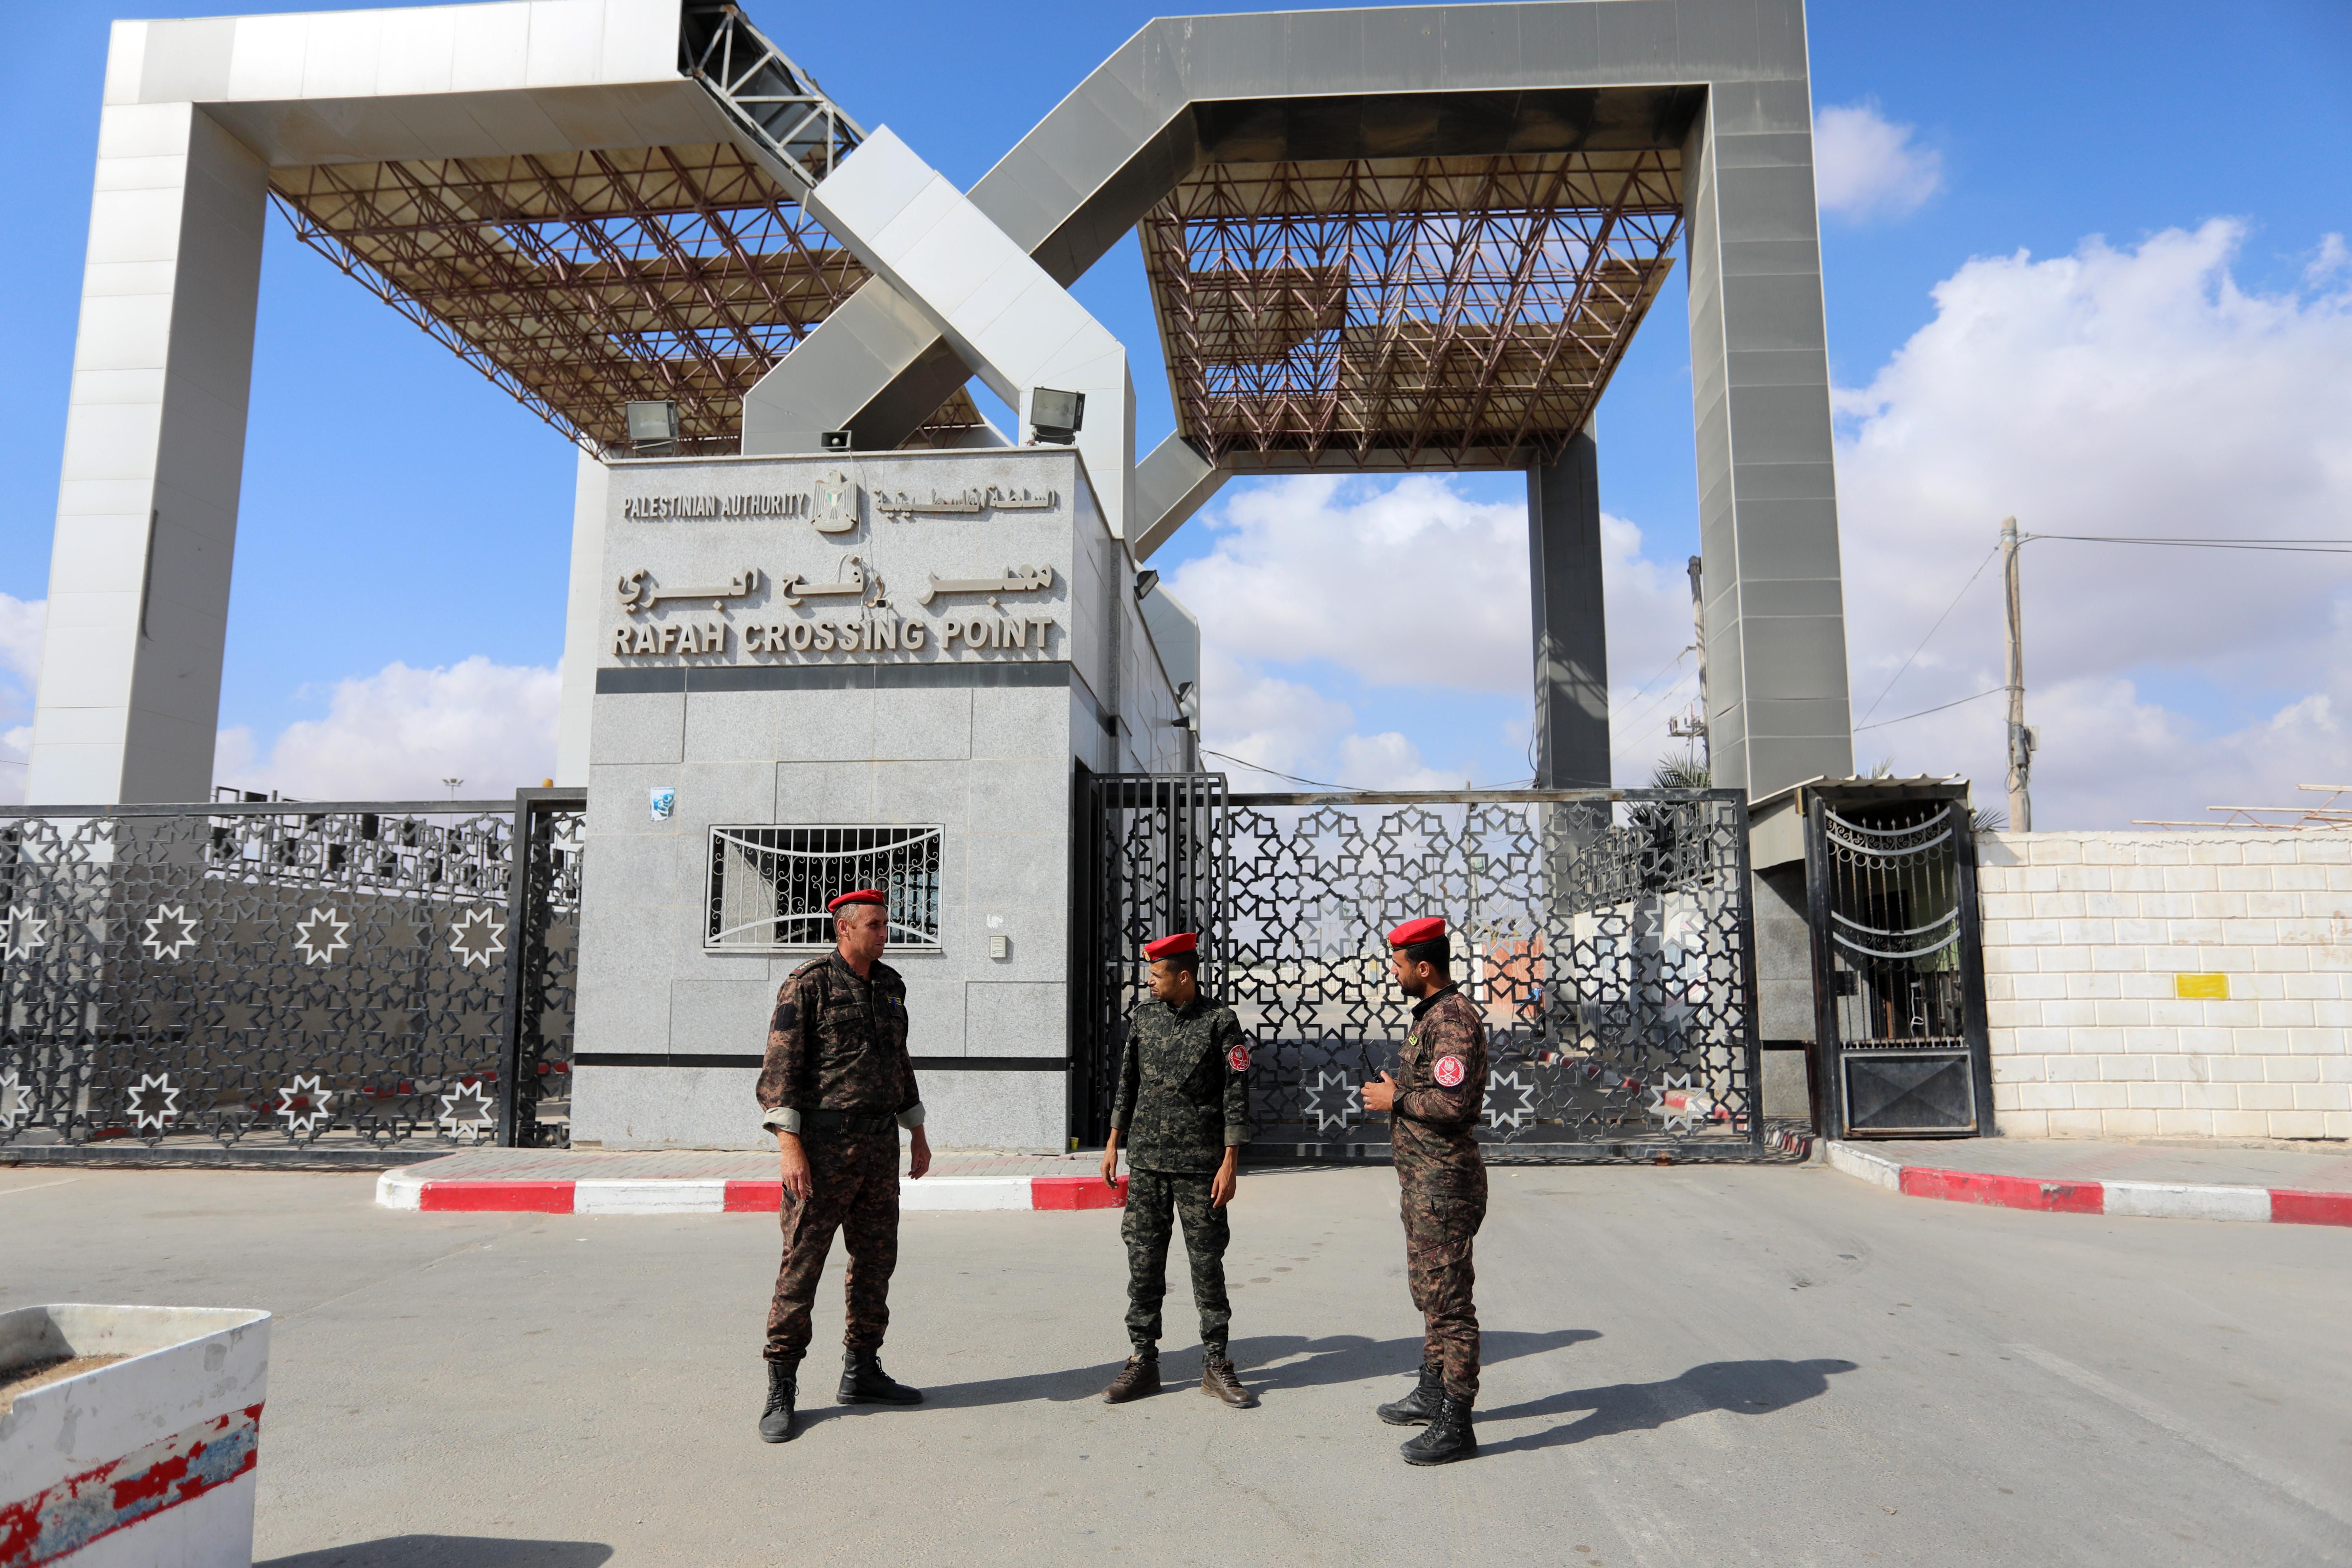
[1399,1391,1477,1465]
[757,1360,798,1443]
[837,1346,924,1406]
[1376,1360,1445,1426]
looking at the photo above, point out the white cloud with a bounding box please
[0,594,44,804]
[214,657,559,802]
[1814,102,1943,221]
[1169,475,1528,691]
[1172,475,1701,789]
[1838,219,2352,826]
[2306,232,2348,288]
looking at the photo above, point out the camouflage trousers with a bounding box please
[764,1128,900,1365]
[1120,1168,1231,1356]
[1401,1168,1487,1399]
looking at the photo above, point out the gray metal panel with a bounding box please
[1594,1,1678,76]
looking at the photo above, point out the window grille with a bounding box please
[705,825,943,951]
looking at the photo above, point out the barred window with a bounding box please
[705,825,943,951]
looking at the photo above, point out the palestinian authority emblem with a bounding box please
[1433,1054,1468,1088]
[813,471,858,534]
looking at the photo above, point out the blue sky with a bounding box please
[0,0,2347,818]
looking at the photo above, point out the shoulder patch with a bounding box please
[1434,1054,1468,1088]
[1227,1044,1251,1073]
[774,1000,799,1030]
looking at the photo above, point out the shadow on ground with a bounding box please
[260,1538,613,1567]
[860,1326,1601,1420]
[1478,1357,1860,1454]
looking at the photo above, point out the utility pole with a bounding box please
[1666,555,1710,769]
[2001,517,2034,832]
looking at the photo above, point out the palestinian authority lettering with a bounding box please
[623,494,806,521]
[617,567,762,614]
[916,565,1054,605]
[876,485,1058,520]
[778,556,881,609]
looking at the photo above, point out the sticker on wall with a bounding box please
[2174,972,2228,1000]
[650,787,676,822]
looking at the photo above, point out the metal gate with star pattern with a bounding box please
[1075,777,1779,1160]
[0,791,582,1152]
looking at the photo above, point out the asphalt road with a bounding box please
[4,1160,2348,1568]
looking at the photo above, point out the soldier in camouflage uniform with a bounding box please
[753,888,932,1444]
[1097,931,1256,1409]
[1360,915,1488,1464]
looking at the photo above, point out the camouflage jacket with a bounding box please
[756,951,924,1132]
[1110,995,1250,1173]
[1390,984,1487,1182]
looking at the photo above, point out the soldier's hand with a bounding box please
[777,1132,813,1201]
[907,1125,931,1181]
[1361,1071,1398,1114]
[1100,1146,1119,1186]
[1210,1160,1237,1208]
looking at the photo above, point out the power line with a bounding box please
[1856,543,2000,725]
[2029,534,2352,554]
[1853,686,2006,733]
[1200,748,1366,791]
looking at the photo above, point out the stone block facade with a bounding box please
[1976,830,2352,1141]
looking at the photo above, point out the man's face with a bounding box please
[1148,958,1196,1004]
[836,903,888,966]
[1390,951,1434,999]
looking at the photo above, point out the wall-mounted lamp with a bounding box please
[1133,569,1160,600]
[625,400,680,455]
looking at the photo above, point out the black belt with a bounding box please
[801,1109,899,1137]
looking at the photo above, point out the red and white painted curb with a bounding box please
[375,1168,1127,1215]
[1826,1142,2352,1227]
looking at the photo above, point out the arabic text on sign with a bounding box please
[916,565,1055,605]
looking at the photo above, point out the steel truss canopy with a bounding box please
[1144,138,1685,470]
[265,3,979,456]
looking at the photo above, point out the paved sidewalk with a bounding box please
[1829,1136,2352,1226]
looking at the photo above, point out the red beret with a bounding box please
[1388,917,1446,949]
[1143,931,1198,960]
[827,888,887,912]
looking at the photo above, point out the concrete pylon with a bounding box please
[1527,428,1610,792]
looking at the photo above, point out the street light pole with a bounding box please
[2001,517,2033,832]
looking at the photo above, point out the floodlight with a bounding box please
[1134,569,1160,600]
[625,400,680,454]
[1029,388,1085,445]
[821,429,853,452]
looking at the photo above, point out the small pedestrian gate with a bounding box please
[1802,795,1993,1138]
[1073,772,1775,1160]
[0,790,583,1152]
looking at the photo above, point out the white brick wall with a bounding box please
[1977,830,2352,1140]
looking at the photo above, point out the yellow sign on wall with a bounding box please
[2174,973,2229,1000]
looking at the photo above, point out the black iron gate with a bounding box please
[0,790,583,1153]
[1804,795,1993,1138]
[1074,775,1776,1160]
